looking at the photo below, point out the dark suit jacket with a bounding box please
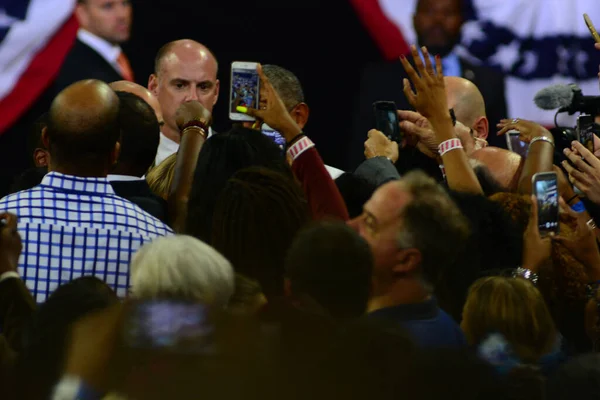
[349,57,508,169]
[52,38,123,95]
[110,179,168,223]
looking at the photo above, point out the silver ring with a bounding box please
[512,118,519,124]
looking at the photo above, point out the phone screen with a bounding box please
[506,131,529,157]
[534,175,559,236]
[230,68,259,114]
[123,300,215,354]
[373,102,401,143]
[577,115,595,153]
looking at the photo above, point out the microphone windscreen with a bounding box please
[534,84,575,110]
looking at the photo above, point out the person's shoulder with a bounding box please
[109,195,172,235]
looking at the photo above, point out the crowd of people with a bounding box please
[2,0,600,399]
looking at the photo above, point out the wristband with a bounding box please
[529,136,555,148]
[180,120,209,134]
[438,138,463,156]
[286,132,306,149]
[287,136,315,161]
[570,200,586,213]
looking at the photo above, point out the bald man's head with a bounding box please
[470,147,524,192]
[444,77,486,127]
[45,79,121,175]
[148,39,220,143]
[110,80,164,126]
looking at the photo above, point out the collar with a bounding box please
[40,172,116,196]
[369,297,439,321]
[77,28,121,65]
[107,174,144,182]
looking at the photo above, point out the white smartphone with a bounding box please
[532,172,560,237]
[229,61,260,121]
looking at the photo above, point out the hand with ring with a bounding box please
[497,117,552,144]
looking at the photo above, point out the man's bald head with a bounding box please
[45,79,121,174]
[154,39,218,76]
[110,80,164,125]
[470,147,524,192]
[444,76,486,128]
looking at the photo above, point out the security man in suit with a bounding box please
[349,0,507,169]
[54,0,134,92]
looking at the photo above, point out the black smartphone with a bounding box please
[122,300,215,354]
[532,172,560,237]
[373,101,401,143]
[577,114,595,153]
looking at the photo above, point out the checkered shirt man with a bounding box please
[0,172,173,302]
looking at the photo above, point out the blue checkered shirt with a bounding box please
[0,172,173,302]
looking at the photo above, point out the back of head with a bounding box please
[444,76,486,126]
[471,147,524,192]
[546,354,600,400]
[398,171,470,285]
[20,276,118,398]
[285,221,373,318]
[262,64,304,110]
[461,276,558,364]
[114,91,160,176]
[46,79,120,174]
[130,235,234,307]
[186,126,291,243]
[211,167,309,297]
[147,152,177,200]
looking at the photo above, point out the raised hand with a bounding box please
[562,141,600,204]
[522,196,552,273]
[175,101,212,133]
[497,118,553,143]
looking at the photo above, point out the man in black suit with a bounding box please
[349,0,507,169]
[108,86,167,222]
[53,0,134,93]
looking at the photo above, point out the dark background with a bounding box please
[0,0,383,196]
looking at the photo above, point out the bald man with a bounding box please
[110,80,164,125]
[0,80,172,302]
[149,39,219,165]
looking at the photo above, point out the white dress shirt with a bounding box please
[155,128,214,166]
[77,28,123,76]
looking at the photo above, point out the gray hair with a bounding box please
[395,171,470,285]
[130,235,234,307]
[262,64,304,111]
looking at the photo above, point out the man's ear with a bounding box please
[473,116,489,140]
[391,248,422,275]
[33,149,49,168]
[291,103,310,130]
[111,141,121,165]
[75,3,88,27]
[148,74,159,96]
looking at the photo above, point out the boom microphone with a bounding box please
[534,83,600,115]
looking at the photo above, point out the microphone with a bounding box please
[534,83,600,115]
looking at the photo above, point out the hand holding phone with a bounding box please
[505,129,529,157]
[372,101,401,143]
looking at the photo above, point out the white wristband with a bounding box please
[287,136,315,161]
[438,138,463,156]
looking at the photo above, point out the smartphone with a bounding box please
[372,101,401,143]
[505,130,529,157]
[122,300,215,354]
[577,114,595,153]
[532,172,560,237]
[229,61,260,121]
[261,123,286,151]
[584,13,600,44]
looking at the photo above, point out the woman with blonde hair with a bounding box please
[146,152,177,201]
[462,276,561,372]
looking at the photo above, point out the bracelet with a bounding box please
[512,267,539,285]
[438,138,463,156]
[588,218,597,230]
[180,120,209,134]
[182,126,207,140]
[566,194,579,204]
[529,136,555,148]
[287,136,315,161]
